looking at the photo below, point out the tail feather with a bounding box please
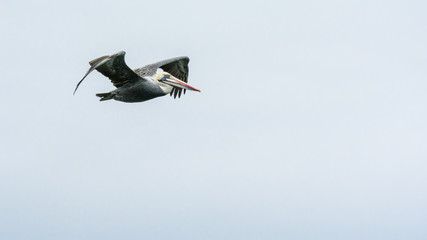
[96,92,114,101]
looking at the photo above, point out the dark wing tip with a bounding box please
[73,84,79,95]
[73,67,94,95]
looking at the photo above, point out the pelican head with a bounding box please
[156,72,201,93]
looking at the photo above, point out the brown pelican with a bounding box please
[73,51,200,102]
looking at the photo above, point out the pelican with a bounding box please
[73,51,200,102]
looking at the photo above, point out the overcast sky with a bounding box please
[1,0,426,239]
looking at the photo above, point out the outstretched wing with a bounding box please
[74,51,142,94]
[134,56,189,98]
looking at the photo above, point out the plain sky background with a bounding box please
[1,0,426,239]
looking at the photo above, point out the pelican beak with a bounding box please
[160,75,201,92]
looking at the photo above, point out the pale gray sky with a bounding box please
[1,0,426,239]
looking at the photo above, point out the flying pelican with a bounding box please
[73,51,200,102]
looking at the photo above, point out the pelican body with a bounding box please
[74,51,200,102]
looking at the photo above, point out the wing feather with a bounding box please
[74,51,142,94]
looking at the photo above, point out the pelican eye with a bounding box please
[160,74,170,81]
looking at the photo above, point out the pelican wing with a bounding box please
[135,56,190,98]
[74,51,142,94]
